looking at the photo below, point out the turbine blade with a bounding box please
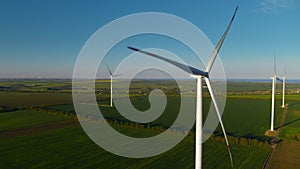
[276,77,283,82]
[204,77,233,168]
[284,67,287,77]
[106,64,113,76]
[206,6,238,73]
[127,46,208,77]
[113,74,122,77]
[273,53,277,75]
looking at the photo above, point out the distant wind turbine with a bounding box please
[128,6,238,169]
[106,64,121,107]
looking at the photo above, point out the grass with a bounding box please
[0,110,69,130]
[0,92,111,107]
[45,96,182,128]
[227,94,300,101]
[278,101,300,140]
[264,100,300,169]
[0,125,270,169]
[0,93,73,107]
[220,99,284,141]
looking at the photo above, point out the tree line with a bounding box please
[24,106,270,148]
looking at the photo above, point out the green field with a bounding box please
[0,92,112,107]
[226,81,300,92]
[0,124,269,169]
[227,94,300,101]
[44,97,285,141]
[1,79,299,168]
[268,102,300,169]
[0,110,69,130]
[0,93,73,107]
[278,101,300,140]
[0,79,72,93]
[221,99,284,141]
[45,96,181,128]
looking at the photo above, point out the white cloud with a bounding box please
[259,0,294,13]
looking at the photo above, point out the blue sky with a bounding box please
[0,0,299,79]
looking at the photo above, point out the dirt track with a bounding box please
[263,105,289,169]
[0,119,79,140]
[269,141,300,169]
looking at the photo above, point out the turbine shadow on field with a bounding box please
[214,131,269,141]
[243,133,269,141]
[287,102,300,107]
[275,118,300,130]
[214,131,239,137]
[270,138,283,145]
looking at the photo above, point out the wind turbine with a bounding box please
[128,6,238,169]
[281,69,286,108]
[270,56,283,131]
[106,64,120,107]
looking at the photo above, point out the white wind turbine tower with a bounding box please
[270,56,283,131]
[106,64,120,107]
[281,69,286,108]
[128,6,238,169]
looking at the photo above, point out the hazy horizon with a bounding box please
[1,0,300,79]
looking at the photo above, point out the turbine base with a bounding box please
[265,130,277,137]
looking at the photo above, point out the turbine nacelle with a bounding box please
[106,64,121,78]
[191,74,205,79]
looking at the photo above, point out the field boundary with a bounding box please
[263,105,289,169]
[261,148,273,169]
[0,119,78,140]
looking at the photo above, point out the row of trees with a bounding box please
[26,106,76,118]
[108,119,270,148]
[129,87,180,96]
[28,106,270,148]
[209,135,269,148]
[0,106,23,113]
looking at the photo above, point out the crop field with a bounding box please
[44,97,285,141]
[278,101,300,140]
[0,124,269,169]
[0,79,299,168]
[2,79,300,95]
[45,96,181,128]
[221,99,285,140]
[0,93,73,107]
[0,79,72,93]
[266,98,300,168]
[0,93,112,107]
[0,110,69,130]
[227,94,300,101]
[226,81,300,95]
[268,141,300,169]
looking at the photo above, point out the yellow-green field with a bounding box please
[1,79,300,168]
